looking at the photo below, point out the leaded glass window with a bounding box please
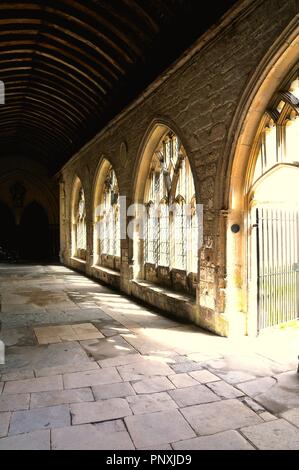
[98,167,120,257]
[144,132,198,274]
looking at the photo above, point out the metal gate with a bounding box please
[255,206,299,331]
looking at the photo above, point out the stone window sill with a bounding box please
[131,279,195,304]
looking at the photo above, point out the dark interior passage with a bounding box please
[19,202,50,260]
[0,201,17,256]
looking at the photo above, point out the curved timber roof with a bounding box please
[0,0,237,173]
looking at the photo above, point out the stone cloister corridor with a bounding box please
[0,263,299,450]
[1,0,299,453]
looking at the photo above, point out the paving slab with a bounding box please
[3,375,63,395]
[117,358,173,381]
[127,392,178,415]
[241,419,299,450]
[189,370,221,384]
[125,409,196,448]
[260,411,277,422]
[173,430,255,450]
[169,384,220,407]
[35,361,99,377]
[63,368,121,389]
[71,398,132,424]
[51,424,134,450]
[207,381,244,399]
[206,368,257,385]
[92,382,135,400]
[30,388,94,409]
[0,412,11,437]
[253,372,299,413]
[170,362,203,374]
[138,444,172,450]
[168,373,198,388]
[0,341,90,370]
[0,394,30,412]
[9,405,70,435]
[0,430,50,450]
[236,377,276,398]
[181,399,262,435]
[132,377,175,394]
[80,335,136,361]
[98,354,143,368]
[0,369,34,382]
[280,407,299,427]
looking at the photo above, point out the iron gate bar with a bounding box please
[256,206,299,331]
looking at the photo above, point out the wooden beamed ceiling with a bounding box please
[0,0,237,173]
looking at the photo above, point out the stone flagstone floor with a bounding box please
[0,263,299,450]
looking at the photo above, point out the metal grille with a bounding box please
[256,206,299,331]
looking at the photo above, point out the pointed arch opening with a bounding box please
[133,124,200,295]
[228,36,299,335]
[93,159,121,271]
[71,176,87,261]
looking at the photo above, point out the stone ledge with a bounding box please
[130,279,228,337]
[130,279,196,322]
[70,257,86,274]
[91,265,120,289]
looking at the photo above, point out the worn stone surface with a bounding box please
[117,359,173,381]
[125,410,196,448]
[0,430,50,450]
[168,373,198,388]
[30,388,94,409]
[3,375,63,395]
[0,370,34,382]
[181,399,262,435]
[139,444,172,450]
[52,424,134,450]
[9,405,70,435]
[63,368,121,389]
[132,377,175,394]
[71,398,132,425]
[241,419,299,450]
[80,335,136,361]
[0,412,11,438]
[253,372,299,413]
[0,342,91,371]
[0,394,30,412]
[189,370,221,384]
[207,381,244,399]
[169,384,220,407]
[98,354,143,368]
[92,382,135,400]
[127,392,178,415]
[35,362,99,377]
[170,362,203,374]
[260,411,277,422]
[280,408,299,427]
[173,430,254,450]
[236,377,276,398]
[1,263,299,449]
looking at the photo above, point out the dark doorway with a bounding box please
[0,201,17,257]
[19,202,50,260]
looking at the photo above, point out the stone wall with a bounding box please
[59,0,299,336]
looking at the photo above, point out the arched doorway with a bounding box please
[227,56,299,335]
[249,166,299,332]
[19,202,50,260]
[0,201,17,258]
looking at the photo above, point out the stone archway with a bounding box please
[19,201,50,260]
[225,21,299,335]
